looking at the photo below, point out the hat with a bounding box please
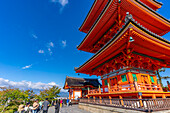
[26,102,30,106]
[18,104,25,111]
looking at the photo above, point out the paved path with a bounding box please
[42,105,91,113]
[59,105,91,113]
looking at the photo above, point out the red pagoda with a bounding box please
[75,0,170,100]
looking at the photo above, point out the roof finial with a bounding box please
[125,12,133,22]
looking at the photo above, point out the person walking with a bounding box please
[39,100,43,110]
[24,102,31,113]
[69,99,72,106]
[60,99,63,108]
[18,104,25,113]
[32,100,39,113]
[54,100,60,113]
[42,98,50,113]
[66,98,69,107]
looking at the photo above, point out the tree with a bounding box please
[0,85,61,112]
[39,86,61,102]
[156,68,170,87]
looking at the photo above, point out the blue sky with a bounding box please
[0,0,169,91]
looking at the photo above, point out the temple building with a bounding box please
[63,76,101,100]
[75,0,170,100]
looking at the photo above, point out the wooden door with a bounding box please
[141,75,149,84]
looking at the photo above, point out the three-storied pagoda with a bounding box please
[75,0,170,99]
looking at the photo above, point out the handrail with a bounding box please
[80,98,170,112]
[88,82,162,95]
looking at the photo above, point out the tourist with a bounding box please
[32,100,39,113]
[66,98,69,107]
[60,98,63,108]
[39,100,43,110]
[42,98,50,113]
[24,102,31,113]
[54,100,60,113]
[77,97,80,102]
[69,99,72,106]
[18,104,25,113]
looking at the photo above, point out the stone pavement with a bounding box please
[59,105,91,113]
[40,105,91,113]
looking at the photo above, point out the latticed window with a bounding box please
[132,74,137,81]
[121,75,127,82]
[150,76,155,83]
[110,77,117,85]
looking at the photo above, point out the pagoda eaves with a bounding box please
[79,0,163,33]
[140,0,162,11]
[78,0,170,53]
[79,0,108,33]
[75,18,170,76]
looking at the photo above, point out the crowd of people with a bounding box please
[16,98,71,113]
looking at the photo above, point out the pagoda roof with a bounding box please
[75,18,170,75]
[78,0,170,53]
[139,0,162,11]
[79,0,163,33]
[63,76,101,89]
[79,0,108,33]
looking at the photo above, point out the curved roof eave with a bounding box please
[77,0,170,51]
[75,18,170,72]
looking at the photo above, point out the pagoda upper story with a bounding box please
[78,0,169,53]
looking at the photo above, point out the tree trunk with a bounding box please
[157,71,163,87]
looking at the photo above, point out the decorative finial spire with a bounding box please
[125,12,133,22]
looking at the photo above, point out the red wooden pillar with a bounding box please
[80,89,82,98]
[119,95,124,106]
[152,94,157,106]
[109,96,112,104]
[134,80,139,91]
[99,85,101,94]
[99,96,102,104]
[73,89,75,100]
[93,96,96,103]
[88,96,90,103]
[162,94,166,98]
[69,90,71,99]
[152,94,156,99]
[107,75,110,93]
[138,95,143,107]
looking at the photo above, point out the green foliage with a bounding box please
[0,85,61,112]
[38,86,61,101]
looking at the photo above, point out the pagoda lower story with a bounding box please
[88,67,170,99]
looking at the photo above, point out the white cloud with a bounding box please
[59,0,68,7]
[38,50,44,54]
[51,0,68,7]
[48,42,54,48]
[61,40,66,47]
[47,42,54,48]
[46,42,54,55]
[0,78,67,92]
[22,64,32,70]
[32,34,38,39]
[48,48,52,55]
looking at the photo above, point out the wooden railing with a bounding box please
[80,98,170,112]
[88,82,162,95]
[110,84,135,93]
[137,83,162,91]
[88,88,101,94]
